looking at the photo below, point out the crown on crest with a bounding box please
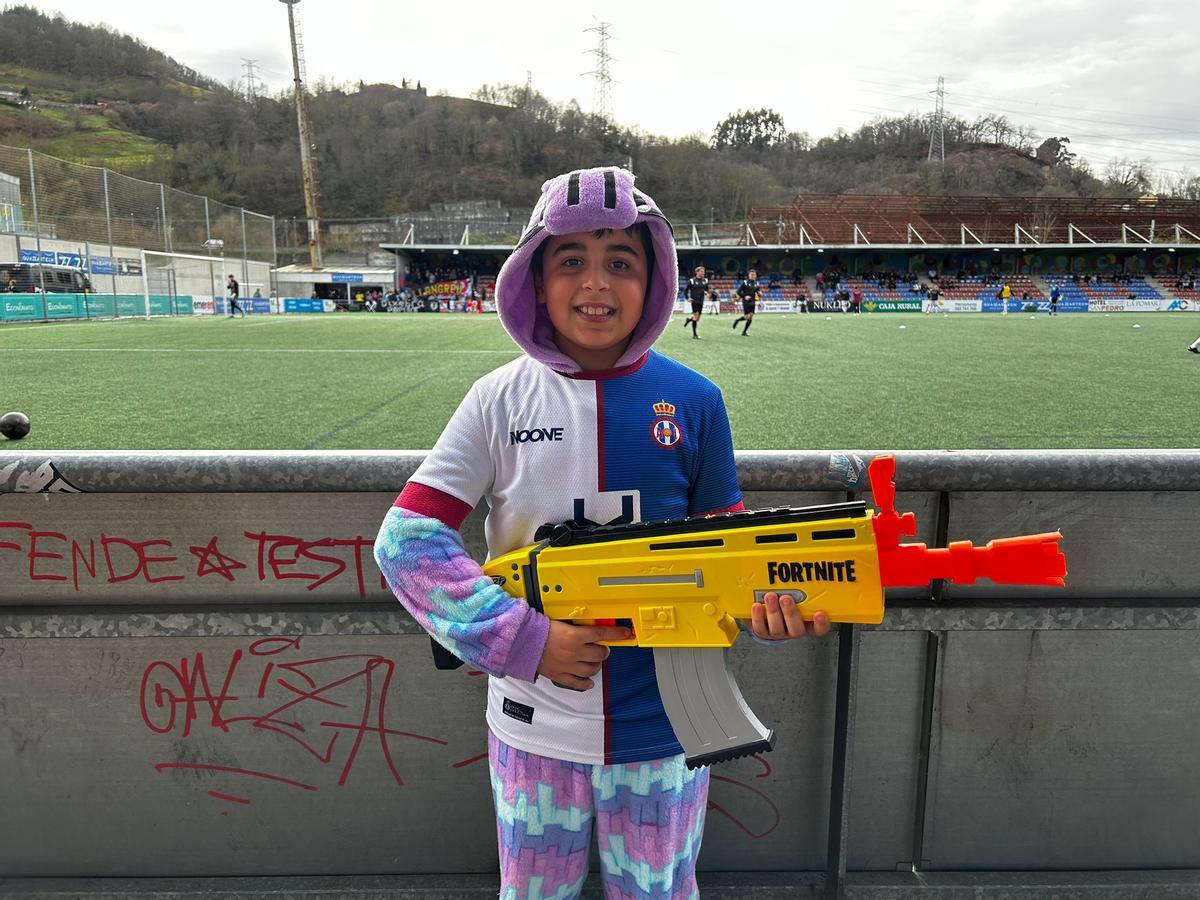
[653,400,676,417]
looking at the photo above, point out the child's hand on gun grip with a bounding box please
[537,621,632,691]
[750,592,832,640]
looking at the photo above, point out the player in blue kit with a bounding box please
[374,167,830,898]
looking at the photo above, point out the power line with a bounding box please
[851,75,1200,129]
[927,76,945,170]
[855,81,1200,137]
[848,100,1197,177]
[240,58,264,100]
[583,21,614,121]
[851,84,1200,165]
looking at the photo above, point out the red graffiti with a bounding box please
[0,523,388,597]
[141,637,450,807]
[189,536,247,581]
[243,531,374,596]
[707,773,781,840]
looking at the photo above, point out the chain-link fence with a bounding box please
[0,143,276,322]
[0,143,276,263]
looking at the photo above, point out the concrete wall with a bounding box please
[0,450,1198,884]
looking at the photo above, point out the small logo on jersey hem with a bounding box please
[650,400,682,449]
[502,697,535,725]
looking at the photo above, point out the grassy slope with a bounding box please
[0,312,1196,451]
[0,64,176,169]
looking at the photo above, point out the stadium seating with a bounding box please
[832,277,922,305]
[935,276,1046,303]
[1044,275,1161,305]
[676,275,813,308]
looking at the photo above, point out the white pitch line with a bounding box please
[0,347,518,354]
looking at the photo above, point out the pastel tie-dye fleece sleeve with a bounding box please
[374,506,550,681]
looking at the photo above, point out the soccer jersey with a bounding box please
[408,350,741,765]
[686,276,709,302]
[737,279,762,302]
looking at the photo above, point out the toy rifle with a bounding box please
[432,455,1066,768]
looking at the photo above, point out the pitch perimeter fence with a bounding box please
[1,450,1198,898]
[0,144,275,314]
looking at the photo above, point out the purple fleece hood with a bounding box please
[495,167,677,373]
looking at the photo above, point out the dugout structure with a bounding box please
[0,450,1198,898]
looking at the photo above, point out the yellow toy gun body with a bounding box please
[471,456,1066,768]
[484,500,885,650]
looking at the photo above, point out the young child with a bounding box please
[374,166,829,898]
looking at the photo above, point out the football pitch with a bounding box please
[0,312,1196,450]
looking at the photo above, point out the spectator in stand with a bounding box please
[816,271,824,294]
[5,276,16,293]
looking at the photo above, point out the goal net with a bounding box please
[140,250,226,318]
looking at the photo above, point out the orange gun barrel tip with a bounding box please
[987,531,1067,585]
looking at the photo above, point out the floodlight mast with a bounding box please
[280,0,324,269]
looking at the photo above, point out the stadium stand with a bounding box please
[1045,275,1161,305]
[676,275,813,309]
[936,276,1046,303]
[836,276,925,305]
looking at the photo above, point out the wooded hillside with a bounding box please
[0,5,1190,224]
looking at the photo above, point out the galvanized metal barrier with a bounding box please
[1,450,1199,899]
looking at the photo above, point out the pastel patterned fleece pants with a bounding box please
[488,731,710,900]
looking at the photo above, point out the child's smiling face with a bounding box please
[535,228,649,371]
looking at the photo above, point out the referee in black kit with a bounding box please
[731,268,762,336]
[683,265,709,339]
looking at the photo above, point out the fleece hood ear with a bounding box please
[495,167,677,373]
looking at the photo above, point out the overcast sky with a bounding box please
[23,0,1200,180]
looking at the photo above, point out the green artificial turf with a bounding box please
[0,311,1197,450]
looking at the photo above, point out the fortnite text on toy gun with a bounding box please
[473,455,1066,768]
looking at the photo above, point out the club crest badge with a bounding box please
[650,400,682,448]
